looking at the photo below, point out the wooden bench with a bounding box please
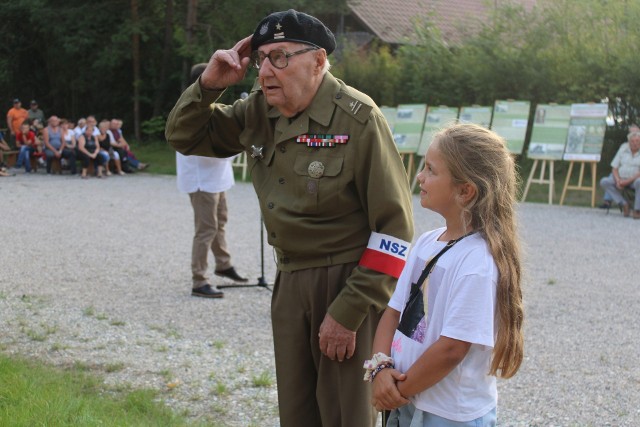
[3,149,63,173]
[2,150,19,167]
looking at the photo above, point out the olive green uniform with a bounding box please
[166,72,414,426]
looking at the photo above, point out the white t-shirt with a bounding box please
[176,152,234,194]
[388,227,498,422]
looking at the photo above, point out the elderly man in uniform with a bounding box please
[166,10,414,426]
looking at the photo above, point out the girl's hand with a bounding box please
[371,368,409,411]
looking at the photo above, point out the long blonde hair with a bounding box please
[434,123,524,378]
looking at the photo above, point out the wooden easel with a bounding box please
[522,159,555,204]
[410,154,425,193]
[559,160,597,207]
[400,151,416,181]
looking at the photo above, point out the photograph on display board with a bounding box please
[563,103,609,162]
[416,106,459,155]
[459,106,492,129]
[392,104,427,153]
[528,104,572,160]
[491,100,531,155]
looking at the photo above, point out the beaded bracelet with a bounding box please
[368,362,394,383]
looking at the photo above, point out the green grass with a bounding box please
[132,139,248,182]
[0,354,201,426]
[251,371,273,388]
[132,140,177,175]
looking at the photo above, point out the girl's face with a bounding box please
[416,141,459,216]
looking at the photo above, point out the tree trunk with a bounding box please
[131,0,141,140]
[153,0,174,118]
[181,0,198,92]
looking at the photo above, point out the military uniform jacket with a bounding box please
[166,72,414,331]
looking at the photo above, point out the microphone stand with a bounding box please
[219,215,272,291]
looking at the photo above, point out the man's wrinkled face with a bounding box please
[256,42,319,117]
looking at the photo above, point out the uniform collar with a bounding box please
[270,73,339,143]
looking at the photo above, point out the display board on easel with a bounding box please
[380,106,397,132]
[459,105,492,128]
[491,100,531,155]
[416,106,459,155]
[393,104,427,181]
[392,104,427,154]
[560,103,609,207]
[410,106,459,192]
[522,104,572,204]
[562,103,608,162]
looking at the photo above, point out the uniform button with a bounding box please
[282,257,290,264]
[270,232,276,238]
[268,202,274,209]
[278,177,285,184]
[279,146,286,153]
[335,93,342,99]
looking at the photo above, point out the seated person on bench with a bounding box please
[600,130,640,219]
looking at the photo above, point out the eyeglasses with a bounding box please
[250,47,318,70]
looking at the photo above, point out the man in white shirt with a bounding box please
[176,152,247,298]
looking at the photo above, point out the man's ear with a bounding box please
[315,50,327,73]
[457,182,477,206]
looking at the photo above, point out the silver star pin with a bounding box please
[275,23,282,31]
[251,145,264,159]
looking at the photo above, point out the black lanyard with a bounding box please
[397,231,475,338]
[415,231,475,287]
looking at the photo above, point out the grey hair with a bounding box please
[627,130,640,140]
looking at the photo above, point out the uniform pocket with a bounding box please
[292,153,344,213]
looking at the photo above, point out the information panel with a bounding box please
[392,104,427,153]
[563,103,608,162]
[459,105,492,129]
[380,106,397,132]
[416,106,459,155]
[491,100,531,154]
[528,104,571,160]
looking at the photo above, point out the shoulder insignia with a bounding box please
[333,91,373,124]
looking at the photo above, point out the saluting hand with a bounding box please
[318,313,356,362]
[200,35,252,91]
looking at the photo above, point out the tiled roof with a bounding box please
[348,0,537,45]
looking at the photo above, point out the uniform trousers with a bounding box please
[189,190,231,288]
[271,261,380,427]
[600,175,640,210]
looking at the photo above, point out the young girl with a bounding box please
[366,123,524,426]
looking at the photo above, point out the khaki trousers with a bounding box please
[189,191,231,287]
[271,262,379,427]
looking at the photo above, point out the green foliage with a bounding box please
[141,116,167,140]
[332,42,401,106]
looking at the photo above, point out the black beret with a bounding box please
[251,9,336,55]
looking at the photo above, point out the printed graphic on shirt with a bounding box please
[397,258,442,343]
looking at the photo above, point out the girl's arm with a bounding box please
[371,307,409,411]
[396,336,471,398]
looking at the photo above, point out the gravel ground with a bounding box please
[1,171,639,426]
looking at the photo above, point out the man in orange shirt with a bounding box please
[6,99,29,145]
